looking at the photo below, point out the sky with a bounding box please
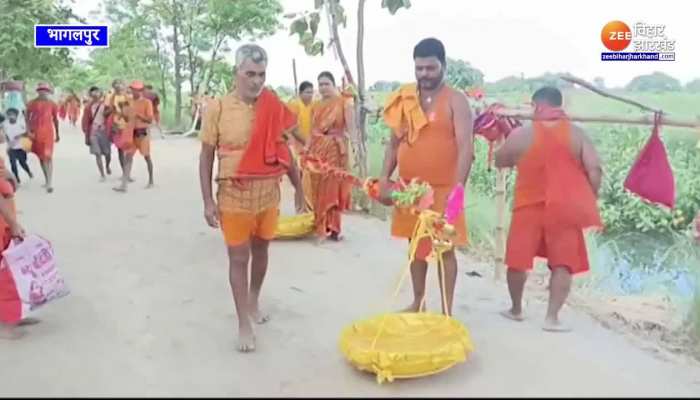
[72,0,697,89]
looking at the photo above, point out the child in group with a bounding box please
[1,108,33,185]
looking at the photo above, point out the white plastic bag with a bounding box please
[1,235,69,310]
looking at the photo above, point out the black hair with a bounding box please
[317,71,336,85]
[6,108,18,116]
[413,38,446,65]
[89,86,100,93]
[532,86,563,107]
[299,81,313,93]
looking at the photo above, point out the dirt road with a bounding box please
[1,124,699,397]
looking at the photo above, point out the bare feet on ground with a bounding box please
[250,304,270,325]
[18,318,41,326]
[500,309,525,322]
[113,186,127,193]
[146,183,155,189]
[542,317,572,333]
[237,325,256,353]
[0,324,25,340]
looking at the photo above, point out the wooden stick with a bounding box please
[292,58,299,95]
[560,75,662,114]
[495,109,700,129]
[493,138,508,281]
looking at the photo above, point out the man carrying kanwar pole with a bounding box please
[26,82,60,194]
[495,86,603,332]
[379,38,474,315]
[198,44,305,353]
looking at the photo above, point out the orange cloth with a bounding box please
[304,95,352,237]
[235,89,296,179]
[0,170,20,324]
[389,85,467,245]
[383,83,428,145]
[506,112,601,275]
[394,86,458,186]
[505,204,589,275]
[391,183,468,246]
[26,98,58,161]
[129,136,150,157]
[131,97,154,130]
[220,207,279,246]
[66,95,81,124]
[200,94,281,215]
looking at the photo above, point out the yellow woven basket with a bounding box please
[274,212,314,239]
[339,312,474,384]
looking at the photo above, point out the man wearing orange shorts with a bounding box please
[379,38,474,316]
[495,87,603,332]
[199,44,304,353]
[114,80,154,192]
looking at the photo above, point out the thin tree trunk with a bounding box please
[172,0,183,126]
[353,0,369,210]
[202,34,225,92]
[326,0,355,86]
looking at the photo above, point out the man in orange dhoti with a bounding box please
[495,87,603,332]
[113,80,155,192]
[65,90,81,127]
[199,44,304,353]
[379,38,474,315]
[104,79,131,178]
[26,83,60,193]
[303,71,355,242]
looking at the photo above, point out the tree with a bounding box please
[446,57,484,90]
[369,80,400,92]
[485,75,526,93]
[287,0,411,204]
[103,0,283,127]
[625,71,682,92]
[0,0,79,81]
[685,79,700,93]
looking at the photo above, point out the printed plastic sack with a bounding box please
[1,235,69,311]
[624,113,676,209]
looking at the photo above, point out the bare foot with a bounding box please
[400,302,422,313]
[500,309,525,322]
[542,318,571,333]
[145,183,155,189]
[113,186,127,193]
[0,324,25,340]
[128,177,135,183]
[237,325,256,353]
[329,232,344,242]
[18,318,41,326]
[100,176,107,183]
[314,236,326,246]
[46,187,54,193]
[106,168,112,175]
[249,305,270,325]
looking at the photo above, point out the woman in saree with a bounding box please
[303,71,356,242]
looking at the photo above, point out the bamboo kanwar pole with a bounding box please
[495,110,700,130]
[493,138,508,281]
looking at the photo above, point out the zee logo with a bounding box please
[601,21,632,51]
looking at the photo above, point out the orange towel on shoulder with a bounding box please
[383,84,428,144]
[235,89,297,179]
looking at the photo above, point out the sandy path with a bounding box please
[1,123,699,397]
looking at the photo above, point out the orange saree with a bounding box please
[303,96,352,238]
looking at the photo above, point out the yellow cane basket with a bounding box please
[274,212,314,239]
[338,209,474,384]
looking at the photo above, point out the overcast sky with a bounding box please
[72,0,697,88]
